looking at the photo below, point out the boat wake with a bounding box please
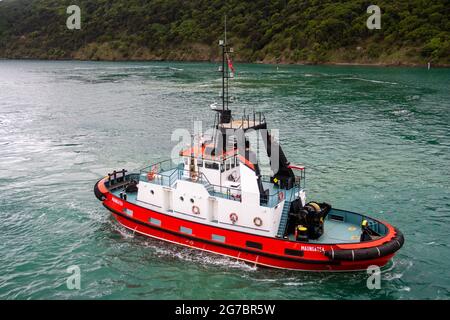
[381,258,413,282]
[341,77,398,85]
[111,222,258,271]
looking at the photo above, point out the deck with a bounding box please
[287,218,362,244]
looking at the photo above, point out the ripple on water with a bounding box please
[0,61,449,299]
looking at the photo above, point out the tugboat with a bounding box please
[94,37,404,272]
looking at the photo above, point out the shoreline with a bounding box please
[0,57,448,68]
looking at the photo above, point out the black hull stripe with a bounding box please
[103,203,340,265]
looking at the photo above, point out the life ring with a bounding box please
[147,166,158,181]
[230,213,238,224]
[147,171,155,181]
[192,205,200,215]
[278,192,285,201]
[254,217,263,227]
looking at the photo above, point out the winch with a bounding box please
[287,201,332,240]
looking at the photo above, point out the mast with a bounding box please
[217,15,232,125]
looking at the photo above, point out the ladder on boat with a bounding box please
[277,201,291,238]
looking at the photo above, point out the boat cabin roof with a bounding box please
[180,145,256,170]
[180,144,238,161]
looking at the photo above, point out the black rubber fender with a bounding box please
[324,228,404,261]
[94,179,106,201]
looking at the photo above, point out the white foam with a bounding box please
[342,77,398,85]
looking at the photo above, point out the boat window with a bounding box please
[180,226,192,235]
[211,234,226,243]
[180,196,184,201]
[235,157,240,167]
[205,162,219,170]
[149,217,161,226]
[184,157,189,166]
[246,241,263,250]
[197,159,203,167]
[284,249,304,257]
[226,160,231,171]
[150,190,154,195]
[231,159,235,169]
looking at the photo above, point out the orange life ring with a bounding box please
[192,205,200,215]
[278,192,285,201]
[147,171,155,181]
[147,166,158,181]
[254,217,263,227]
[230,213,238,224]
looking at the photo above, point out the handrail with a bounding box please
[139,161,301,207]
[140,159,174,174]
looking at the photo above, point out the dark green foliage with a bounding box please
[0,0,448,65]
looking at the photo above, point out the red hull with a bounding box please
[99,184,399,271]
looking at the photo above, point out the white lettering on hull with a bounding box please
[112,198,123,206]
[300,245,325,253]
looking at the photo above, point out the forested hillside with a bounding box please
[0,0,449,65]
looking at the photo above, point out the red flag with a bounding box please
[226,53,235,73]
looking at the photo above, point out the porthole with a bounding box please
[180,196,184,201]
[150,190,154,195]
[190,198,195,203]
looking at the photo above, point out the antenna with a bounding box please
[225,15,227,46]
[215,14,233,125]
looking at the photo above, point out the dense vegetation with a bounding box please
[0,0,449,65]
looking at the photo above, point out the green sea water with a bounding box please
[0,60,449,300]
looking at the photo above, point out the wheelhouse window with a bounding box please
[205,162,219,170]
[226,160,231,171]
